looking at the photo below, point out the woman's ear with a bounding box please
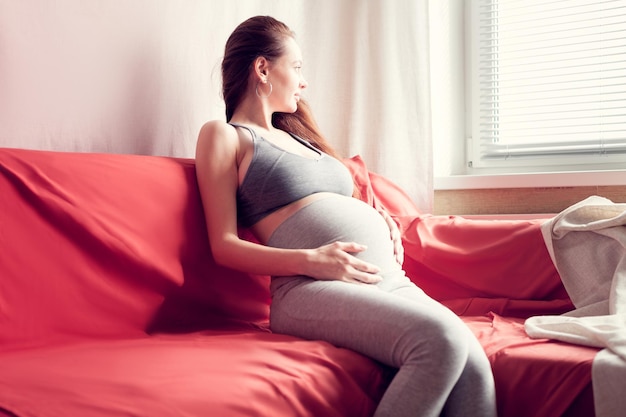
[254,56,269,82]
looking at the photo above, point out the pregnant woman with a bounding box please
[195,15,497,417]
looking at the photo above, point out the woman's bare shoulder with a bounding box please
[198,120,238,141]
[197,120,240,154]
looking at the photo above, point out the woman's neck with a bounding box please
[230,97,274,131]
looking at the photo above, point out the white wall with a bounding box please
[0,0,434,209]
[429,0,466,178]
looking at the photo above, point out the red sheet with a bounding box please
[0,149,596,417]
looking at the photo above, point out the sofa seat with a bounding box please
[0,330,390,417]
[463,314,597,417]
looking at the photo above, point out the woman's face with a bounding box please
[267,37,308,113]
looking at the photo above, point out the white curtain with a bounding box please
[0,0,433,212]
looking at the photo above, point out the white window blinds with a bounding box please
[473,0,626,168]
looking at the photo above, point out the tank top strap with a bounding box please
[228,123,321,157]
[228,122,258,142]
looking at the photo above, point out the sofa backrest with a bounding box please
[0,147,573,349]
[0,148,270,350]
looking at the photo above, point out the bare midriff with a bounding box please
[250,192,338,244]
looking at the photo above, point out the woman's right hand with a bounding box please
[302,241,383,285]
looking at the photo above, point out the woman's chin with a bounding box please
[274,102,299,114]
[283,104,299,113]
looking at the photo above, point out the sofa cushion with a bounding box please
[400,214,575,318]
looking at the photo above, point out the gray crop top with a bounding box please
[231,123,354,228]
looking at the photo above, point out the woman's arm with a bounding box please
[195,121,382,284]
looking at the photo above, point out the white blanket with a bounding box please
[524,196,626,417]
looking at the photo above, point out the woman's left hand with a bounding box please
[378,208,404,266]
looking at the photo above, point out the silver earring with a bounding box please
[255,81,273,98]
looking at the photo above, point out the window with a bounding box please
[469,0,626,173]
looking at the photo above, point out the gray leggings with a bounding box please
[268,196,496,417]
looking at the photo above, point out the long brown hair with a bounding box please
[221,16,342,160]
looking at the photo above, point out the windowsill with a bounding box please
[435,170,626,191]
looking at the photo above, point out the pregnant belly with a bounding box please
[267,195,397,273]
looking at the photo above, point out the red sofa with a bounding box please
[0,147,599,417]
